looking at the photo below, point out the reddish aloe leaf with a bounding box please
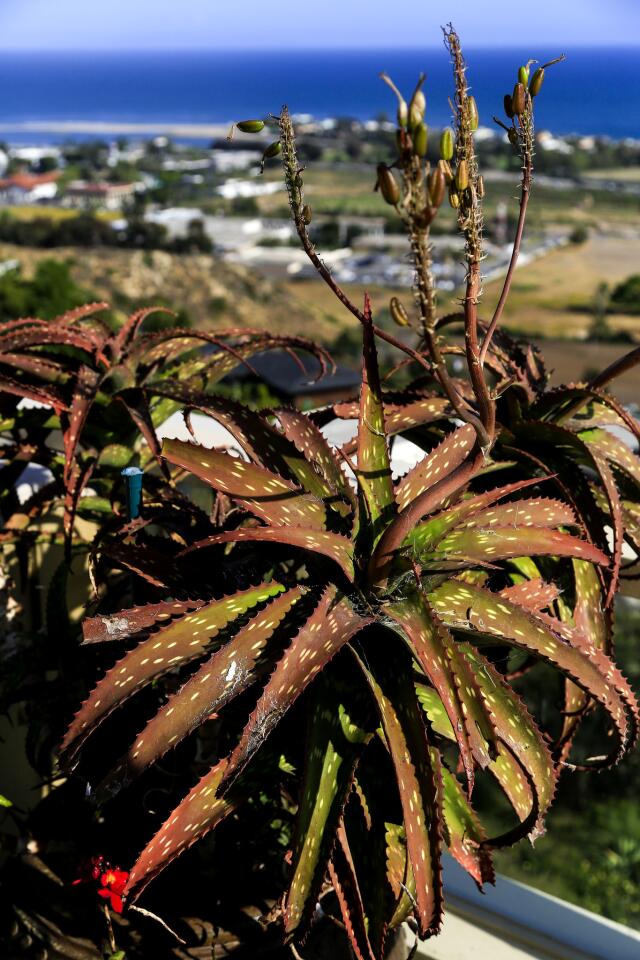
[557,561,609,763]
[182,526,355,581]
[499,577,561,613]
[113,307,174,359]
[0,352,69,384]
[83,599,207,644]
[99,539,177,589]
[0,327,98,354]
[329,823,377,960]
[432,526,608,567]
[61,365,101,486]
[436,752,494,886]
[430,580,638,763]
[63,456,96,547]
[338,393,452,454]
[354,642,443,937]
[404,476,549,554]
[356,299,394,534]
[461,644,556,840]
[395,424,476,513]
[464,498,576,529]
[53,301,110,326]
[116,388,168,476]
[0,374,67,412]
[276,406,355,514]
[153,388,344,511]
[386,591,497,789]
[60,581,285,768]
[285,681,370,937]
[161,438,326,530]
[125,758,238,902]
[385,822,415,930]
[99,587,305,799]
[222,587,372,789]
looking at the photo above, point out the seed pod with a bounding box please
[508,127,519,147]
[438,158,453,183]
[416,207,437,229]
[237,119,265,133]
[477,174,485,199]
[504,94,515,119]
[466,183,477,207]
[413,122,428,157]
[466,96,479,131]
[455,159,468,192]
[390,296,410,327]
[377,163,400,205]
[301,204,312,225]
[260,140,281,171]
[428,167,446,207]
[512,82,526,116]
[530,67,545,97]
[449,185,460,209]
[440,128,454,161]
[397,99,409,128]
[409,88,426,129]
[518,65,530,86]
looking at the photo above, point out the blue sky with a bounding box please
[0,0,638,49]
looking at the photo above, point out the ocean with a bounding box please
[0,47,638,142]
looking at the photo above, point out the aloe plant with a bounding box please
[56,25,640,960]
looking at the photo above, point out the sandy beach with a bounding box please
[0,119,247,140]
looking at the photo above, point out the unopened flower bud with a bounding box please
[409,87,426,129]
[466,96,479,131]
[455,160,468,192]
[529,67,545,97]
[413,122,428,157]
[301,205,312,225]
[376,164,400,205]
[438,158,453,183]
[428,167,446,207]
[440,128,454,161]
[389,297,410,327]
[237,119,265,133]
[260,141,281,172]
[512,82,526,116]
[518,65,530,86]
[397,99,409,128]
[504,94,514,119]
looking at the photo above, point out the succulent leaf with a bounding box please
[60,581,285,767]
[161,437,327,530]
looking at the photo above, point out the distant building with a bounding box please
[63,180,140,211]
[225,350,360,407]
[0,172,60,205]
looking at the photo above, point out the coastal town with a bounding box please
[1,116,639,289]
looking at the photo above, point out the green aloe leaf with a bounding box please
[356,303,394,539]
[284,679,370,937]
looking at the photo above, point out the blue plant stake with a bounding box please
[121,466,143,521]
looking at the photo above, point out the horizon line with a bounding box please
[0,43,639,54]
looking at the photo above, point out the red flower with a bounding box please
[98,867,129,913]
[73,857,129,913]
